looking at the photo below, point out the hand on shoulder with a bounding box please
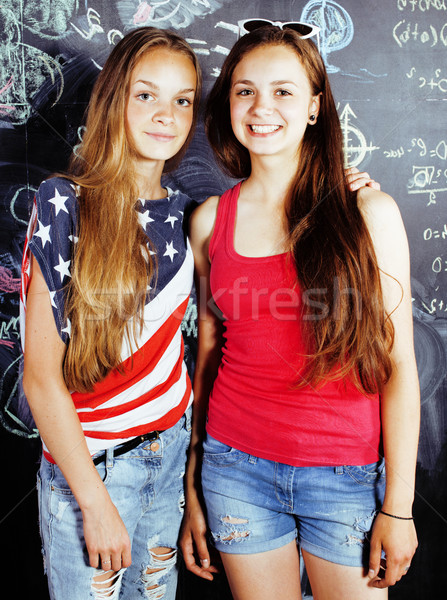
[345,166,381,192]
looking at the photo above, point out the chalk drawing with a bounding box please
[339,104,379,168]
[0,6,64,124]
[408,164,447,204]
[0,0,78,40]
[301,0,354,72]
[0,266,20,294]
[70,7,104,40]
[116,0,233,30]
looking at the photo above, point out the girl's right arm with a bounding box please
[23,256,132,572]
[180,196,223,580]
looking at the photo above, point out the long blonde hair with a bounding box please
[63,27,201,392]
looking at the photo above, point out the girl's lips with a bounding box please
[248,124,282,135]
[146,132,176,142]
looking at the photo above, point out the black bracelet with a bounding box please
[379,510,414,521]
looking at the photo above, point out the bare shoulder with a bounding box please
[357,187,410,281]
[191,194,220,222]
[357,186,401,218]
[356,187,404,239]
[189,195,221,262]
[190,195,219,237]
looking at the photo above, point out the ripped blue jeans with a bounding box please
[201,433,386,568]
[37,408,191,600]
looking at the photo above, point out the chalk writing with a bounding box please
[423,225,447,240]
[393,19,447,47]
[397,0,447,11]
[422,297,447,313]
[406,66,447,93]
[408,166,447,204]
[431,256,447,272]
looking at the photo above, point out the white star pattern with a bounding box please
[48,188,69,216]
[138,210,154,229]
[25,179,192,358]
[49,290,57,308]
[163,241,178,262]
[34,220,52,248]
[61,318,71,337]
[54,254,71,282]
[164,214,178,229]
[19,177,196,453]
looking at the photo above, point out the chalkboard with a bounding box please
[1,1,446,598]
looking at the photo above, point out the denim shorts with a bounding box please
[201,434,386,568]
[37,408,191,600]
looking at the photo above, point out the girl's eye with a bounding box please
[137,92,154,102]
[177,98,192,106]
[237,89,253,96]
[276,89,292,96]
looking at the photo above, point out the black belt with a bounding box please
[93,431,161,465]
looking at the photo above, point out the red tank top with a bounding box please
[207,182,381,467]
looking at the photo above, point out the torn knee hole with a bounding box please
[91,569,123,599]
[143,547,177,598]
[147,546,176,569]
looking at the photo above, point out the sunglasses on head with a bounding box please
[238,19,321,52]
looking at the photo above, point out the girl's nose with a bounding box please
[152,102,174,125]
[251,93,274,116]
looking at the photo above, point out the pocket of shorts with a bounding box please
[202,435,247,466]
[343,459,386,487]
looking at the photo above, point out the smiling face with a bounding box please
[125,47,197,172]
[229,43,320,165]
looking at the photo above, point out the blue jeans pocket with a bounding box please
[202,435,247,467]
[343,459,386,487]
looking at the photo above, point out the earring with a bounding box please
[309,114,316,122]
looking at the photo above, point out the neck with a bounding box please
[133,159,166,200]
[246,153,298,206]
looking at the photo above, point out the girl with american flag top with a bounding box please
[20,26,201,600]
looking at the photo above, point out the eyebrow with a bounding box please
[232,79,297,87]
[133,79,195,94]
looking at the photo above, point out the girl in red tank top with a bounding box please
[181,22,419,600]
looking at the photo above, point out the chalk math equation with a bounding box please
[383,137,447,204]
[406,66,447,94]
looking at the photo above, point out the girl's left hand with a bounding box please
[345,166,381,191]
[368,511,418,588]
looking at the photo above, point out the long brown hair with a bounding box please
[205,26,394,395]
[63,27,202,392]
